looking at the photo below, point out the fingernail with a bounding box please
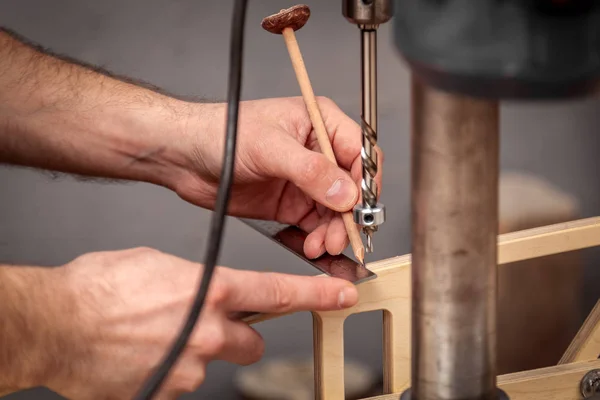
[326,179,356,208]
[338,285,358,308]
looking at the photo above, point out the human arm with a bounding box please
[0,248,358,398]
[0,27,193,188]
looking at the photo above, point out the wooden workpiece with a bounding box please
[364,359,600,400]
[247,216,600,399]
[560,300,600,365]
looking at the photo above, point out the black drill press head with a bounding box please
[393,0,600,99]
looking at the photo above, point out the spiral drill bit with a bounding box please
[343,0,391,253]
[357,26,382,252]
[360,113,378,210]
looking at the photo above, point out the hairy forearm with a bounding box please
[0,265,72,394]
[0,28,200,188]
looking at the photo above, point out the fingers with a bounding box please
[154,353,206,399]
[304,222,328,259]
[298,207,334,259]
[303,214,348,258]
[315,97,384,201]
[215,267,359,314]
[283,146,358,212]
[189,313,264,365]
[215,319,265,366]
[256,132,358,212]
[314,97,363,172]
[324,215,349,255]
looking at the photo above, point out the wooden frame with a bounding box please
[247,217,600,399]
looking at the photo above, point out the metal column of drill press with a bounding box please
[393,1,600,400]
[343,0,393,252]
[400,81,508,400]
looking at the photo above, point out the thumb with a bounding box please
[282,147,359,212]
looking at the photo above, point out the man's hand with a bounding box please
[0,30,382,260]
[0,248,358,399]
[174,97,383,259]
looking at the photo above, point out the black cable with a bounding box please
[133,0,248,398]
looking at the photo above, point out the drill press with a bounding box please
[343,1,600,400]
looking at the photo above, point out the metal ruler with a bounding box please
[239,218,376,285]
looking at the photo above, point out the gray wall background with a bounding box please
[1,1,599,399]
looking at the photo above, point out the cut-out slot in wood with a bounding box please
[343,311,384,398]
[309,256,412,400]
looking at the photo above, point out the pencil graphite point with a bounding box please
[355,247,365,267]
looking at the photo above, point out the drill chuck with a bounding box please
[343,0,393,27]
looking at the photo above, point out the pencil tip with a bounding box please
[355,249,364,265]
[354,249,366,268]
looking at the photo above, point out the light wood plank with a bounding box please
[312,313,346,400]
[382,306,410,393]
[560,300,600,364]
[361,359,600,400]
[245,217,600,326]
[498,217,600,264]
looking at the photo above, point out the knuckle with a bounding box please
[121,246,163,263]
[132,246,160,256]
[316,95,333,107]
[71,251,99,264]
[209,334,227,356]
[179,381,196,395]
[317,281,333,309]
[183,368,206,392]
[268,274,294,312]
[203,324,227,356]
[193,366,207,389]
[175,367,206,394]
[250,337,265,364]
[128,246,154,254]
[207,274,230,307]
[301,155,327,185]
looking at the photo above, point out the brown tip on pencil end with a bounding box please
[355,247,365,267]
[261,4,310,34]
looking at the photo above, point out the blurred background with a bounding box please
[1,0,599,399]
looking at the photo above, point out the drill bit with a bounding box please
[365,226,373,253]
[343,0,389,254]
[359,26,379,252]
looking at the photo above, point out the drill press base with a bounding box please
[398,388,510,400]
